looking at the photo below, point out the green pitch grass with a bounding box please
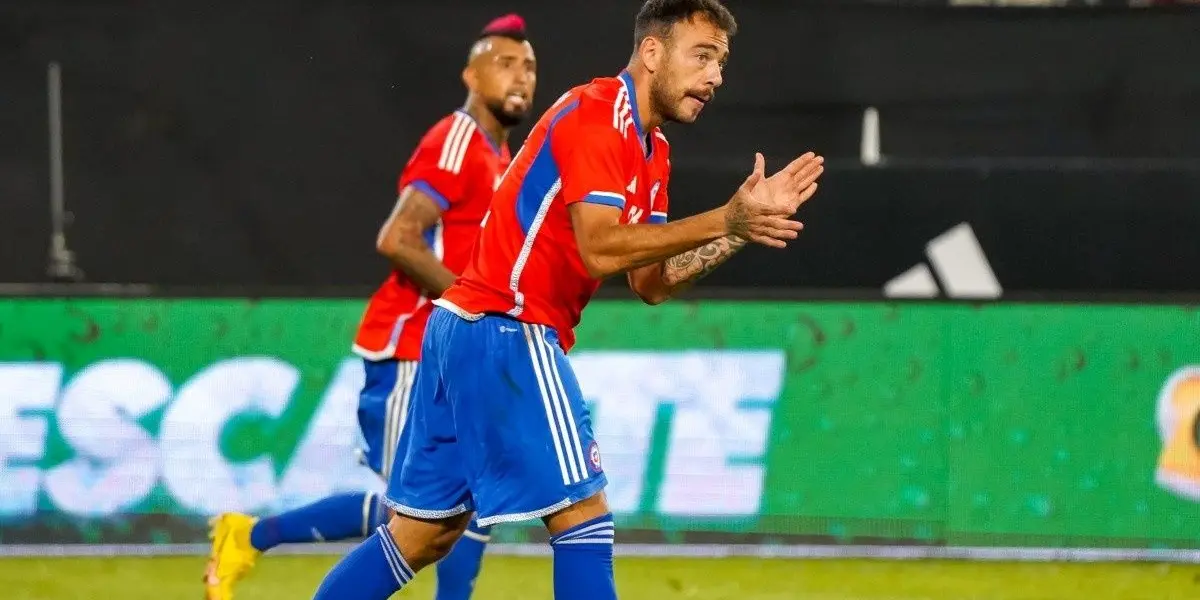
[3,555,1196,599]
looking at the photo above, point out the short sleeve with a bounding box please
[398,118,476,211]
[553,108,630,211]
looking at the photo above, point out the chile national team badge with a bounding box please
[588,440,603,474]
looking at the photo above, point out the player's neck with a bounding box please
[625,65,662,132]
[462,101,509,148]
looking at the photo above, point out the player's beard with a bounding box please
[648,75,684,125]
[485,99,527,128]
[650,69,705,125]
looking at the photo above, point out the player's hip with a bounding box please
[425,305,568,365]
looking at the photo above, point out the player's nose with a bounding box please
[707,67,723,89]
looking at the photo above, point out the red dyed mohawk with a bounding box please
[479,13,527,41]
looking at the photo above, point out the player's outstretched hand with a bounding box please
[758,151,824,213]
[724,153,811,249]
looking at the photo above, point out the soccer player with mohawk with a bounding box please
[203,13,537,600]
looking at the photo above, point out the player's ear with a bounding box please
[462,65,476,92]
[640,37,663,73]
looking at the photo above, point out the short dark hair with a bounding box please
[633,0,737,49]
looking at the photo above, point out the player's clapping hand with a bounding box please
[757,151,824,214]
[724,152,823,249]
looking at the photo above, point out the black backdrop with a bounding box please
[2,1,1198,294]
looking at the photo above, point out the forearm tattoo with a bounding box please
[662,235,747,287]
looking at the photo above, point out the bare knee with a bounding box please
[543,491,610,536]
[385,512,472,571]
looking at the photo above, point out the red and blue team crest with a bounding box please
[588,440,603,473]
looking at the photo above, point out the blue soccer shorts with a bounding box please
[383,307,607,527]
[355,358,419,480]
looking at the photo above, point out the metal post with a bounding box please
[47,61,83,281]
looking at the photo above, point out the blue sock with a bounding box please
[434,518,491,600]
[250,492,386,552]
[313,525,413,600]
[550,513,617,600]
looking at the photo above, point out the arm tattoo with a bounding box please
[662,235,747,287]
[725,202,750,239]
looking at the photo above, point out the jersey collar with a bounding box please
[454,108,504,157]
[618,70,651,158]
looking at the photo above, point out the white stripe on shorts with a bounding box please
[522,324,587,485]
[522,324,570,485]
[537,325,589,481]
[381,361,417,481]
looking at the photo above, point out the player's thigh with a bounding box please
[385,321,473,519]
[448,319,607,527]
[355,358,403,475]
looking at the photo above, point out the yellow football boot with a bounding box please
[203,513,262,600]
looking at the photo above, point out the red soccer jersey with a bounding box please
[353,111,511,361]
[437,71,671,352]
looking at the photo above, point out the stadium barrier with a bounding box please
[1,298,1197,557]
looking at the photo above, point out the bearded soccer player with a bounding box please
[311,1,825,599]
[203,14,536,600]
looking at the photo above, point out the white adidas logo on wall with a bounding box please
[884,223,1002,299]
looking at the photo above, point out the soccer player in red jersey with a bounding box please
[204,14,536,600]
[312,2,824,599]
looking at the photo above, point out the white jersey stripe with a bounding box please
[539,325,589,481]
[444,117,473,174]
[531,324,584,483]
[522,324,572,485]
[612,85,624,130]
[450,120,476,174]
[587,191,625,201]
[438,113,466,171]
[507,177,562,317]
[441,114,469,172]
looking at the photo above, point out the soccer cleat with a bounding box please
[203,513,262,600]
